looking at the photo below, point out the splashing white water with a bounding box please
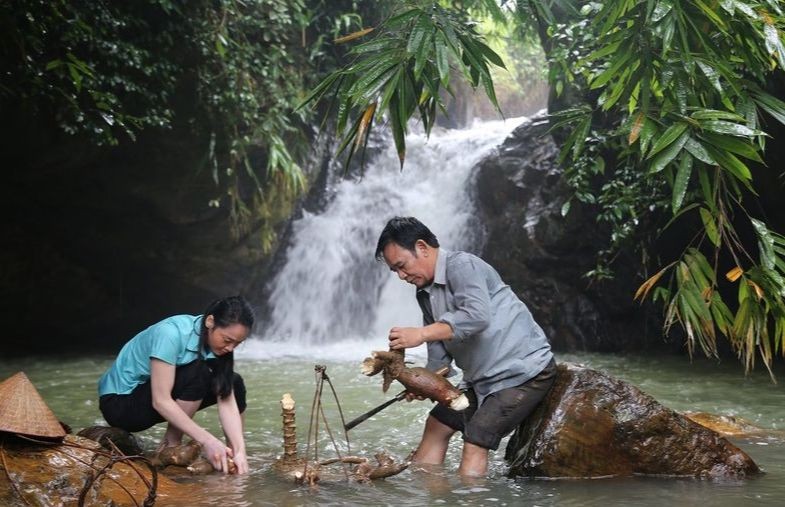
[240,117,528,361]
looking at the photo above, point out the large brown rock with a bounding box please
[505,363,760,479]
[0,434,196,506]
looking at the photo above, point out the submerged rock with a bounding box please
[684,412,782,439]
[505,363,760,479]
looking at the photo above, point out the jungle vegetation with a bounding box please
[1,0,382,244]
[3,0,785,375]
[300,0,785,378]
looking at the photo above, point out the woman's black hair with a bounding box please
[374,216,440,261]
[199,295,255,399]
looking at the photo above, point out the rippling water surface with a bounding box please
[2,348,784,506]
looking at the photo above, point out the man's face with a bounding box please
[382,240,435,288]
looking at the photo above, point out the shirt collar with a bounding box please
[433,248,448,286]
[187,315,216,359]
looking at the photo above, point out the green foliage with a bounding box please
[538,0,785,377]
[298,1,508,168]
[0,0,374,245]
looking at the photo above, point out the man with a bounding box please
[376,216,556,477]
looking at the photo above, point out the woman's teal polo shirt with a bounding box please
[98,314,216,396]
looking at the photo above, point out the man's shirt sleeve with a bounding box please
[438,257,491,343]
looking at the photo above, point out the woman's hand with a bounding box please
[201,434,231,473]
[231,450,249,474]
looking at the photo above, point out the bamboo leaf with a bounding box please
[690,109,745,122]
[406,14,429,55]
[647,122,688,159]
[763,22,785,68]
[590,51,633,89]
[704,145,753,184]
[698,132,764,162]
[386,8,421,29]
[629,112,645,145]
[334,27,374,44]
[694,0,728,29]
[634,264,672,301]
[684,137,717,164]
[700,120,758,137]
[475,40,506,69]
[435,32,450,83]
[751,218,776,270]
[672,153,693,213]
[696,60,723,93]
[586,40,623,61]
[753,91,785,126]
[649,130,688,173]
[726,266,744,282]
[700,207,721,246]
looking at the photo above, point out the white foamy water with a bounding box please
[239,117,528,360]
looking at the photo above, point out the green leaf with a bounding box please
[693,0,728,30]
[475,40,506,69]
[649,130,688,173]
[406,14,429,55]
[751,218,776,270]
[297,72,341,110]
[764,22,785,68]
[690,109,745,122]
[699,132,763,162]
[700,207,721,246]
[386,8,421,29]
[701,120,758,137]
[639,117,657,156]
[753,92,785,126]
[590,51,633,89]
[413,29,434,79]
[672,153,693,213]
[704,145,753,183]
[684,137,717,164]
[696,60,723,93]
[647,122,688,159]
[586,40,623,61]
[686,247,717,285]
[561,199,572,217]
[389,95,406,168]
[435,33,450,83]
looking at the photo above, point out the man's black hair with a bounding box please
[375,216,440,260]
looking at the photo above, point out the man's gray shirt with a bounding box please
[419,249,553,406]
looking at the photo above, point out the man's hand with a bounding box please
[404,391,426,402]
[389,326,426,350]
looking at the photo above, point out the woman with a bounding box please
[98,296,254,474]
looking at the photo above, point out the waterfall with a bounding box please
[241,117,527,360]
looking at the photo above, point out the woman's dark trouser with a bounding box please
[99,360,247,432]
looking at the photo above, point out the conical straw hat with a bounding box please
[0,372,66,438]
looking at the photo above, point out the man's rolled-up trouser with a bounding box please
[429,358,556,450]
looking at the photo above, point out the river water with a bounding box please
[1,351,784,506]
[4,118,784,505]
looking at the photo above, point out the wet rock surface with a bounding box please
[474,114,667,353]
[505,363,760,479]
[684,412,784,439]
[0,434,196,506]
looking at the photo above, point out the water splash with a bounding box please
[241,117,527,360]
